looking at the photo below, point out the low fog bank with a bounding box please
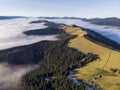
[0,63,39,90]
[0,18,58,50]
[47,19,120,44]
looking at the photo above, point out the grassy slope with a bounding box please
[59,25,120,90]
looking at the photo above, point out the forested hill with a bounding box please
[0,20,98,90]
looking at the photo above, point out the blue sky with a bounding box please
[0,0,119,18]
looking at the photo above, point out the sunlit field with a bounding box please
[61,25,120,90]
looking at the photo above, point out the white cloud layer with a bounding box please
[0,63,39,89]
[46,19,120,44]
[0,18,58,50]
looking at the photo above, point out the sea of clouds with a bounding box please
[0,17,58,50]
[0,18,58,89]
[46,19,120,44]
[1,18,119,50]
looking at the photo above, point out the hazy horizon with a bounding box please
[0,0,119,18]
[1,15,120,19]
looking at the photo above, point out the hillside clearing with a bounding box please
[60,25,120,90]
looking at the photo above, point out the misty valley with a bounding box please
[0,17,120,90]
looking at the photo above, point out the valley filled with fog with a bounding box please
[0,18,58,50]
[0,17,120,89]
[0,63,39,89]
[0,18,120,50]
[47,19,120,44]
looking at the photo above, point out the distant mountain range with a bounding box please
[40,17,120,27]
[0,16,24,20]
[80,17,120,27]
[0,16,120,27]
